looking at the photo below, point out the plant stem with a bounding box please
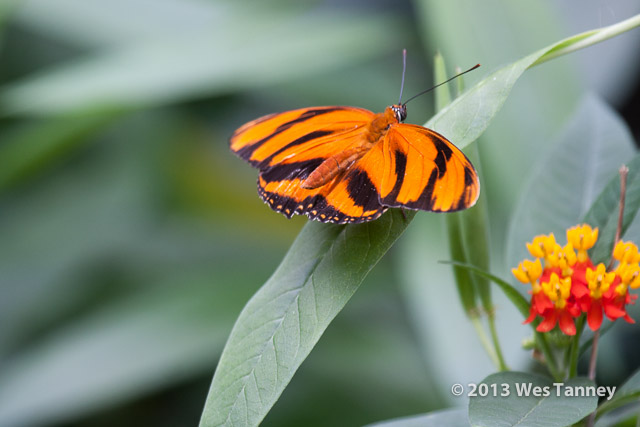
[531,13,640,68]
[608,165,629,270]
[588,331,600,383]
[568,316,585,378]
[487,312,508,371]
[535,332,563,381]
[470,316,500,368]
[588,165,629,427]
[590,166,628,380]
[586,329,600,427]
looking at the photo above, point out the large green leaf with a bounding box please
[0,113,120,191]
[199,210,411,426]
[0,272,248,427]
[199,20,640,426]
[365,408,468,427]
[469,372,597,427]
[596,368,640,425]
[1,11,405,115]
[583,153,640,264]
[505,95,637,272]
[11,0,233,47]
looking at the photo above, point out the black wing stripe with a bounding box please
[433,138,452,179]
[233,108,342,161]
[259,158,324,184]
[345,169,383,211]
[258,185,385,224]
[381,150,407,204]
[257,130,334,169]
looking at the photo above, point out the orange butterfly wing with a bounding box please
[231,106,374,168]
[353,123,479,213]
[230,106,388,223]
[230,106,479,223]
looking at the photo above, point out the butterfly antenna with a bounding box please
[402,63,480,106]
[398,49,407,105]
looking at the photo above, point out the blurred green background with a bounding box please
[1,1,639,426]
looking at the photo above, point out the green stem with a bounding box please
[446,214,478,314]
[568,316,585,378]
[470,316,500,368]
[535,331,563,382]
[487,312,508,371]
[531,13,640,67]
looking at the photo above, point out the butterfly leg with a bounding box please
[400,208,408,221]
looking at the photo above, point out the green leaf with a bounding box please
[469,372,597,427]
[578,322,615,358]
[436,54,500,367]
[434,53,477,315]
[597,368,640,418]
[442,261,530,319]
[200,20,640,426]
[596,407,639,427]
[425,14,640,151]
[618,369,640,395]
[0,271,251,427]
[530,13,640,67]
[457,148,491,312]
[0,113,120,191]
[433,52,453,110]
[199,211,410,427]
[11,0,231,47]
[446,213,478,314]
[583,153,640,264]
[505,95,637,271]
[1,12,405,115]
[365,408,468,427]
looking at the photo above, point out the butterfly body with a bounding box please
[230,104,479,224]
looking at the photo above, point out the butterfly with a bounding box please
[230,57,480,224]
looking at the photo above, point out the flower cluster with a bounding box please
[512,224,639,335]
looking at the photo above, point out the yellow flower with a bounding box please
[586,263,615,299]
[527,234,560,266]
[541,272,571,309]
[512,258,543,284]
[613,241,640,264]
[566,224,598,263]
[548,243,577,276]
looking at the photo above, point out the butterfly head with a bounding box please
[390,104,407,122]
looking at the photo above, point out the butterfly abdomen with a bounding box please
[302,145,371,189]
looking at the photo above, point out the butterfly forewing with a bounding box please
[230,106,374,169]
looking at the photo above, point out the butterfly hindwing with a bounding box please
[376,123,479,212]
[257,161,386,224]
